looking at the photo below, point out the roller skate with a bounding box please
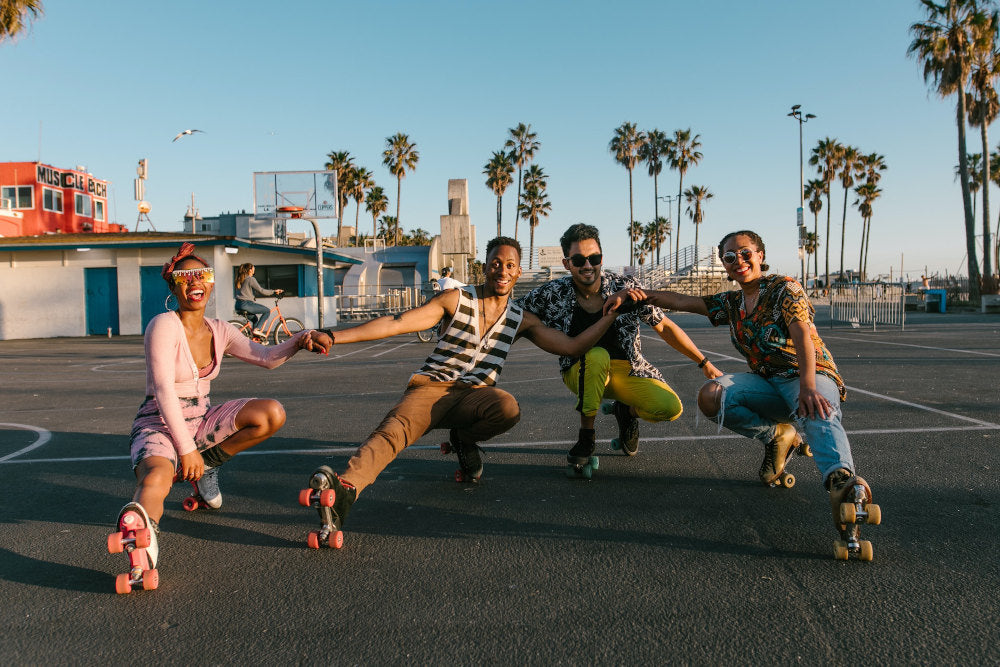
[107,502,159,594]
[173,467,221,511]
[759,423,802,488]
[298,465,356,549]
[601,400,639,456]
[828,469,881,562]
[566,428,599,479]
[440,429,483,483]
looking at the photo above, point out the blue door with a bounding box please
[84,267,120,335]
[140,266,172,332]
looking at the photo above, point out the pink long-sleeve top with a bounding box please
[143,311,306,457]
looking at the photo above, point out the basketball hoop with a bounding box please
[277,205,305,219]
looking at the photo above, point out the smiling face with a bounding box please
[170,257,214,310]
[720,234,764,285]
[484,243,522,297]
[562,238,602,289]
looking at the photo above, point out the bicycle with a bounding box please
[229,295,304,345]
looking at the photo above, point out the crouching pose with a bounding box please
[299,237,633,549]
[607,230,881,561]
[109,243,330,593]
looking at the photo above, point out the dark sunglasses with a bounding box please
[568,253,603,267]
[721,249,756,265]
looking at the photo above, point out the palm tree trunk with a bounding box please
[372,214,377,239]
[628,168,635,267]
[513,167,522,242]
[981,121,994,286]
[355,202,361,246]
[840,185,848,281]
[813,211,819,287]
[858,217,867,281]
[863,215,873,277]
[825,192,832,292]
[395,177,402,247]
[675,176,684,272]
[529,222,536,269]
[496,195,502,237]
[957,91,982,300]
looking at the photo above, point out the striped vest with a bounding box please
[416,286,524,386]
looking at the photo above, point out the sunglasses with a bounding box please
[721,249,756,265]
[171,267,215,285]
[568,253,603,268]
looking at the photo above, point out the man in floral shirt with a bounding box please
[516,223,721,468]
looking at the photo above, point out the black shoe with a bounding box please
[311,465,357,531]
[450,429,483,481]
[612,401,639,456]
[567,428,597,465]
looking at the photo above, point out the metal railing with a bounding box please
[334,285,432,321]
[829,283,906,331]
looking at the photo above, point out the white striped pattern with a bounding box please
[416,286,524,386]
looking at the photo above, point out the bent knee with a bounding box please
[697,381,723,418]
[492,393,521,427]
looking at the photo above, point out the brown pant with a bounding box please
[341,374,521,493]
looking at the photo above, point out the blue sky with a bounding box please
[1,0,983,281]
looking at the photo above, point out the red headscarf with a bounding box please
[161,242,210,282]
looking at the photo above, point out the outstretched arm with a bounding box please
[652,316,723,379]
[518,309,618,357]
[325,289,458,344]
[604,288,709,316]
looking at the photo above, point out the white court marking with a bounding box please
[0,423,53,462]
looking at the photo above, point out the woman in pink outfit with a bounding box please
[121,243,331,569]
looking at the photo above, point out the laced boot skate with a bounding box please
[107,502,159,594]
[602,400,639,455]
[566,428,599,479]
[759,423,802,488]
[827,469,881,561]
[298,465,357,549]
[440,429,484,482]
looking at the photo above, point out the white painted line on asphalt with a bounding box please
[0,423,53,462]
[91,359,145,372]
[825,335,1000,357]
[3,423,997,465]
[371,342,416,357]
[844,386,998,427]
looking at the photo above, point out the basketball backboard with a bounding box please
[253,171,338,219]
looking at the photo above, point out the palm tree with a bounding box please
[684,185,713,273]
[857,153,888,278]
[504,123,540,241]
[382,132,419,244]
[0,0,42,41]
[483,150,514,236]
[522,164,548,193]
[648,217,669,266]
[809,137,842,290]
[990,147,1000,272]
[804,232,819,287]
[408,228,432,246]
[324,150,355,242]
[968,9,999,289]
[909,0,989,300]
[365,185,389,239]
[643,221,662,267]
[639,129,670,223]
[350,167,374,245]
[518,185,551,269]
[667,129,704,271]
[955,153,984,217]
[836,145,862,281]
[378,215,398,243]
[609,122,647,267]
[804,178,825,285]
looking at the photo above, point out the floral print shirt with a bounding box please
[515,272,667,380]
[702,274,846,400]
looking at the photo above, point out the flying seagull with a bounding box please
[172,129,204,142]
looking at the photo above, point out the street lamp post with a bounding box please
[788,104,815,285]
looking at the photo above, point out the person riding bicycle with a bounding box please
[235,263,283,336]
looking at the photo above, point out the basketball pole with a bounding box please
[303,215,324,328]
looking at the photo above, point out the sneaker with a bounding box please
[567,428,597,465]
[758,423,801,484]
[612,401,639,456]
[450,429,483,480]
[252,329,267,337]
[196,467,223,509]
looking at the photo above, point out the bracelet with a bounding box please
[697,358,709,368]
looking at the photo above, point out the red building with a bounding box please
[0,161,126,237]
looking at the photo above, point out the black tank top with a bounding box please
[568,304,627,360]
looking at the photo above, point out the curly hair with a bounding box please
[559,223,602,255]
[718,230,770,272]
[486,236,521,261]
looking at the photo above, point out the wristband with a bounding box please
[318,328,336,344]
[697,358,709,368]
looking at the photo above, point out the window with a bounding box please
[93,199,105,221]
[42,187,64,213]
[1,185,33,209]
[75,193,92,217]
[254,265,299,297]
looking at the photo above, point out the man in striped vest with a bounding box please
[305,237,636,540]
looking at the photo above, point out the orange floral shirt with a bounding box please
[702,275,846,401]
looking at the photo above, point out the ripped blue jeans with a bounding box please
[708,372,854,483]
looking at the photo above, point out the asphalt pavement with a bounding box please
[1,307,998,664]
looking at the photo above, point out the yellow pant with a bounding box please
[561,347,683,421]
